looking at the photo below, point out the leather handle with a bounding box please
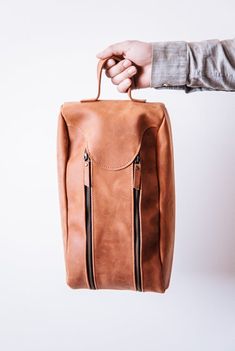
[81,55,146,103]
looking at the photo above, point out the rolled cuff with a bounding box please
[150,41,188,88]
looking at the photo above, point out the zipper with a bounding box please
[84,150,96,289]
[133,153,142,291]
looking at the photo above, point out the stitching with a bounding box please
[61,102,166,170]
[86,124,161,170]
[65,122,164,170]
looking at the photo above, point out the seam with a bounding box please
[86,123,163,170]
[61,104,166,170]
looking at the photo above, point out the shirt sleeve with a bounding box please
[150,38,235,93]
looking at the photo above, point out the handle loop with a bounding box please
[81,55,146,103]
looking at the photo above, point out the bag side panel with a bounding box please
[140,127,165,293]
[156,108,176,290]
[58,116,89,289]
[57,112,69,260]
[66,126,90,289]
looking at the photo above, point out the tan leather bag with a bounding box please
[57,56,176,293]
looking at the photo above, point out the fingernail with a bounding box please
[128,67,136,75]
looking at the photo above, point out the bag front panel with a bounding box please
[92,162,136,290]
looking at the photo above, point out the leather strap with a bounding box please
[81,55,146,103]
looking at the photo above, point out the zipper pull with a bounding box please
[133,154,141,190]
[84,150,91,187]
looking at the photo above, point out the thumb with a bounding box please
[96,42,127,59]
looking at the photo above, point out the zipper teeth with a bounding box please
[133,154,142,292]
[84,151,96,290]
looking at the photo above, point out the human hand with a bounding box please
[96,40,152,93]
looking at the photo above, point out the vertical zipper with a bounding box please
[84,150,96,290]
[133,153,142,291]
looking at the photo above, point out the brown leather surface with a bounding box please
[92,161,135,290]
[57,114,89,288]
[156,108,176,290]
[140,127,164,292]
[57,99,175,293]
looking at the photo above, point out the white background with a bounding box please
[0,0,234,350]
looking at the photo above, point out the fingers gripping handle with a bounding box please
[80,56,146,103]
[96,56,136,101]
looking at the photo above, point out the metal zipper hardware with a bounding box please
[84,150,96,289]
[133,153,142,291]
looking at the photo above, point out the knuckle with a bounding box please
[124,40,131,47]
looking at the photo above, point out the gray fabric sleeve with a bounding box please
[150,38,235,93]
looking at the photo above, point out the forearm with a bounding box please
[150,38,235,93]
